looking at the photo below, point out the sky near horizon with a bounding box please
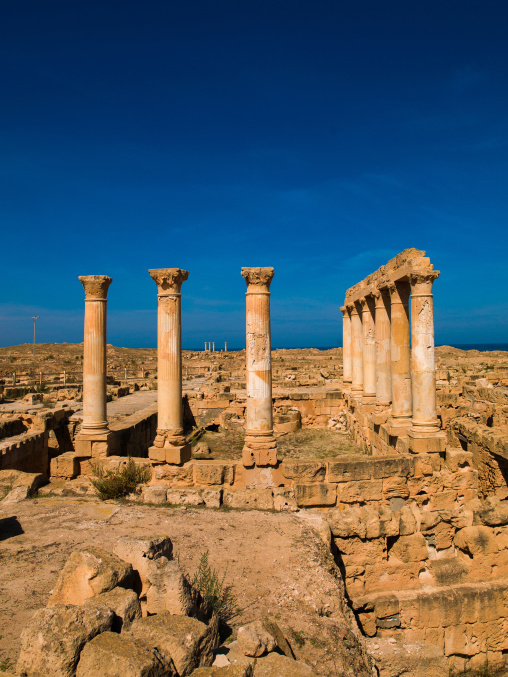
[1,0,507,349]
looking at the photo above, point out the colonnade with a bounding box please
[76,267,276,467]
[341,271,442,443]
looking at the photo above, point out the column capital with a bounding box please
[241,267,274,292]
[340,305,350,317]
[409,271,439,296]
[387,280,410,304]
[149,268,189,295]
[78,275,112,301]
[372,287,390,308]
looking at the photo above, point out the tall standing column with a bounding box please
[360,296,376,403]
[148,268,191,465]
[388,280,412,428]
[75,275,112,458]
[351,303,363,393]
[409,272,440,435]
[341,306,352,384]
[241,267,277,467]
[374,288,392,410]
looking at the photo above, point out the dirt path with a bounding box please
[0,497,371,676]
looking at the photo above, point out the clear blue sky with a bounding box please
[1,0,507,349]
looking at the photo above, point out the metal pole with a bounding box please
[32,316,40,359]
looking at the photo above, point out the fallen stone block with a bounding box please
[237,620,277,657]
[76,632,169,677]
[127,612,219,676]
[84,587,141,631]
[366,637,447,677]
[114,536,173,598]
[146,557,212,622]
[143,484,169,505]
[48,546,134,606]
[16,604,113,677]
[252,652,318,676]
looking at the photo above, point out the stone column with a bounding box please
[409,272,442,439]
[241,267,277,467]
[341,306,352,384]
[373,288,392,410]
[148,268,190,465]
[212,342,215,352]
[75,275,112,458]
[350,303,363,393]
[388,281,412,428]
[360,297,376,403]
[225,342,228,352]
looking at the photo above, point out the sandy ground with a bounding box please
[0,496,371,676]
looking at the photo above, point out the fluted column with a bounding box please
[409,272,440,434]
[351,303,363,393]
[360,297,376,403]
[241,266,277,467]
[75,275,112,458]
[341,306,352,384]
[148,268,190,465]
[374,288,392,410]
[388,281,412,428]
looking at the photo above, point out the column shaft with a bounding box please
[242,266,277,467]
[351,304,363,393]
[341,306,352,384]
[148,268,190,465]
[361,297,376,401]
[389,281,412,426]
[410,273,440,433]
[374,289,392,408]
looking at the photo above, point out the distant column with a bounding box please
[75,275,112,458]
[373,288,392,410]
[204,342,207,352]
[341,306,352,384]
[389,281,412,428]
[212,342,215,352]
[350,303,363,393]
[241,266,277,467]
[360,297,376,402]
[148,268,191,465]
[225,342,228,352]
[409,272,440,434]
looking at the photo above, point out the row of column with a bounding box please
[76,267,277,467]
[341,273,440,436]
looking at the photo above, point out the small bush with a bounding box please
[190,551,238,624]
[90,457,151,500]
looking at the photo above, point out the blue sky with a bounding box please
[1,0,507,349]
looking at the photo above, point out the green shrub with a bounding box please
[90,457,151,500]
[190,551,238,623]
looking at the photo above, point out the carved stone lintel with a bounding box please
[78,275,112,300]
[149,268,189,295]
[241,267,274,292]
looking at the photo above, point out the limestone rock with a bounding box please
[476,496,508,527]
[84,587,142,631]
[191,667,251,676]
[16,604,113,677]
[76,632,169,677]
[48,547,134,606]
[1,485,31,503]
[127,612,219,676]
[259,617,294,659]
[114,536,173,598]
[237,621,277,657]
[366,638,447,677]
[142,485,169,505]
[454,526,498,556]
[253,653,318,676]
[145,557,212,622]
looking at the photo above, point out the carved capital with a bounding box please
[78,275,112,300]
[241,267,274,292]
[387,280,410,305]
[340,306,350,318]
[410,270,439,295]
[149,268,189,295]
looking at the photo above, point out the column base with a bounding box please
[242,430,277,468]
[386,418,412,438]
[372,408,391,425]
[148,443,191,465]
[74,431,113,459]
[407,429,446,454]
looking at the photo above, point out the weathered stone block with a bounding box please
[166,488,205,506]
[327,507,366,538]
[51,452,79,479]
[272,486,297,512]
[84,587,141,632]
[295,482,336,507]
[454,526,499,556]
[382,476,409,499]
[17,604,114,677]
[76,632,168,677]
[280,460,326,482]
[194,463,225,485]
[223,489,274,511]
[327,458,370,482]
[48,547,134,606]
[389,534,428,563]
[143,484,169,505]
[338,480,382,503]
[371,456,413,479]
[114,536,173,598]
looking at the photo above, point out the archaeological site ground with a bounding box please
[2,250,508,677]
